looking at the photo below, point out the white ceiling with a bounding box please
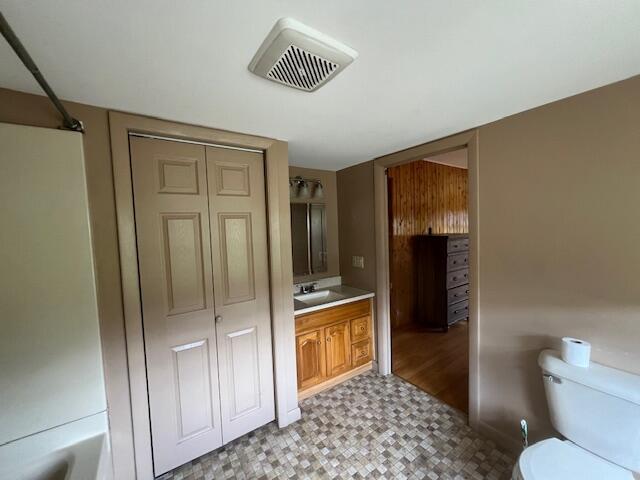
[1,1,639,171]
[425,149,467,170]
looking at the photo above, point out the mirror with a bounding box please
[291,203,327,276]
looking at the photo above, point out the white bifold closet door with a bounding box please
[130,137,275,476]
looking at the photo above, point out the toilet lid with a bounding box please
[518,438,633,480]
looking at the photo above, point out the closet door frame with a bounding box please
[109,111,300,480]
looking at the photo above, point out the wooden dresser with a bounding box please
[295,299,373,399]
[415,234,469,331]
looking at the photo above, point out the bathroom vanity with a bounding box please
[289,170,375,399]
[294,285,375,399]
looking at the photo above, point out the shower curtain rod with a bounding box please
[0,12,84,132]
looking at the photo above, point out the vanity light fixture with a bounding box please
[290,176,324,200]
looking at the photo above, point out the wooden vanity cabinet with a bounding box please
[295,299,373,398]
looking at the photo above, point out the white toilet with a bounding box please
[512,349,640,479]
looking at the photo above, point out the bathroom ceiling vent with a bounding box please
[249,18,358,92]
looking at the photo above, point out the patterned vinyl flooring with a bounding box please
[157,371,515,480]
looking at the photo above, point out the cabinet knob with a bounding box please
[327,337,331,342]
[316,340,321,345]
[215,315,223,323]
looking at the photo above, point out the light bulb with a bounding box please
[313,181,324,199]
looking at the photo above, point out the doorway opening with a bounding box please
[388,147,469,413]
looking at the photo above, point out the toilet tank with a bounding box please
[538,349,640,473]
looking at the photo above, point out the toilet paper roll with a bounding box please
[561,337,591,367]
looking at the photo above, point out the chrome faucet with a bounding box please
[298,282,318,294]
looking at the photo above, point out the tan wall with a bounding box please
[335,74,640,449]
[289,166,340,283]
[336,161,377,292]
[476,74,640,446]
[0,88,134,476]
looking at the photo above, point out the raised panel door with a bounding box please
[205,146,275,444]
[296,329,325,390]
[325,321,352,378]
[130,137,222,476]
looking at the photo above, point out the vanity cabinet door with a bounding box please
[296,329,325,390]
[325,321,352,378]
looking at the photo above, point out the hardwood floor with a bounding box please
[391,320,469,413]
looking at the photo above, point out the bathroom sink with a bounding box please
[294,289,346,307]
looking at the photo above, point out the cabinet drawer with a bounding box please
[447,252,468,271]
[351,339,371,367]
[446,268,469,289]
[447,236,469,253]
[448,299,469,324]
[296,299,371,334]
[350,316,370,343]
[447,283,470,304]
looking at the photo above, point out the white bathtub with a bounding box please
[0,412,112,480]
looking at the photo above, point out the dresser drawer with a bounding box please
[447,252,468,271]
[447,283,470,304]
[351,339,371,367]
[446,268,469,289]
[350,316,370,343]
[447,236,469,253]
[448,299,469,324]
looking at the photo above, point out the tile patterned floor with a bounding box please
[158,372,515,479]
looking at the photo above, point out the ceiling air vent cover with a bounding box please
[249,18,358,92]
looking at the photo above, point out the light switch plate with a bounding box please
[352,255,365,269]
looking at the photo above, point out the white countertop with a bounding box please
[293,285,375,316]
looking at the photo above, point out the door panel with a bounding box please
[326,321,352,377]
[206,146,275,444]
[172,340,214,440]
[130,137,222,475]
[162,213,207,314]
[214,161,251,195]
[296,329,325,389]
[158,158,199,194]
[218,213,255,304]
[223,326,261,419]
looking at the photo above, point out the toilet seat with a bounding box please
[513,438,633,480]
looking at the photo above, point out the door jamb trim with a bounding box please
[373,129,480,429]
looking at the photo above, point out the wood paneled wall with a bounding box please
[388,159,468,328]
